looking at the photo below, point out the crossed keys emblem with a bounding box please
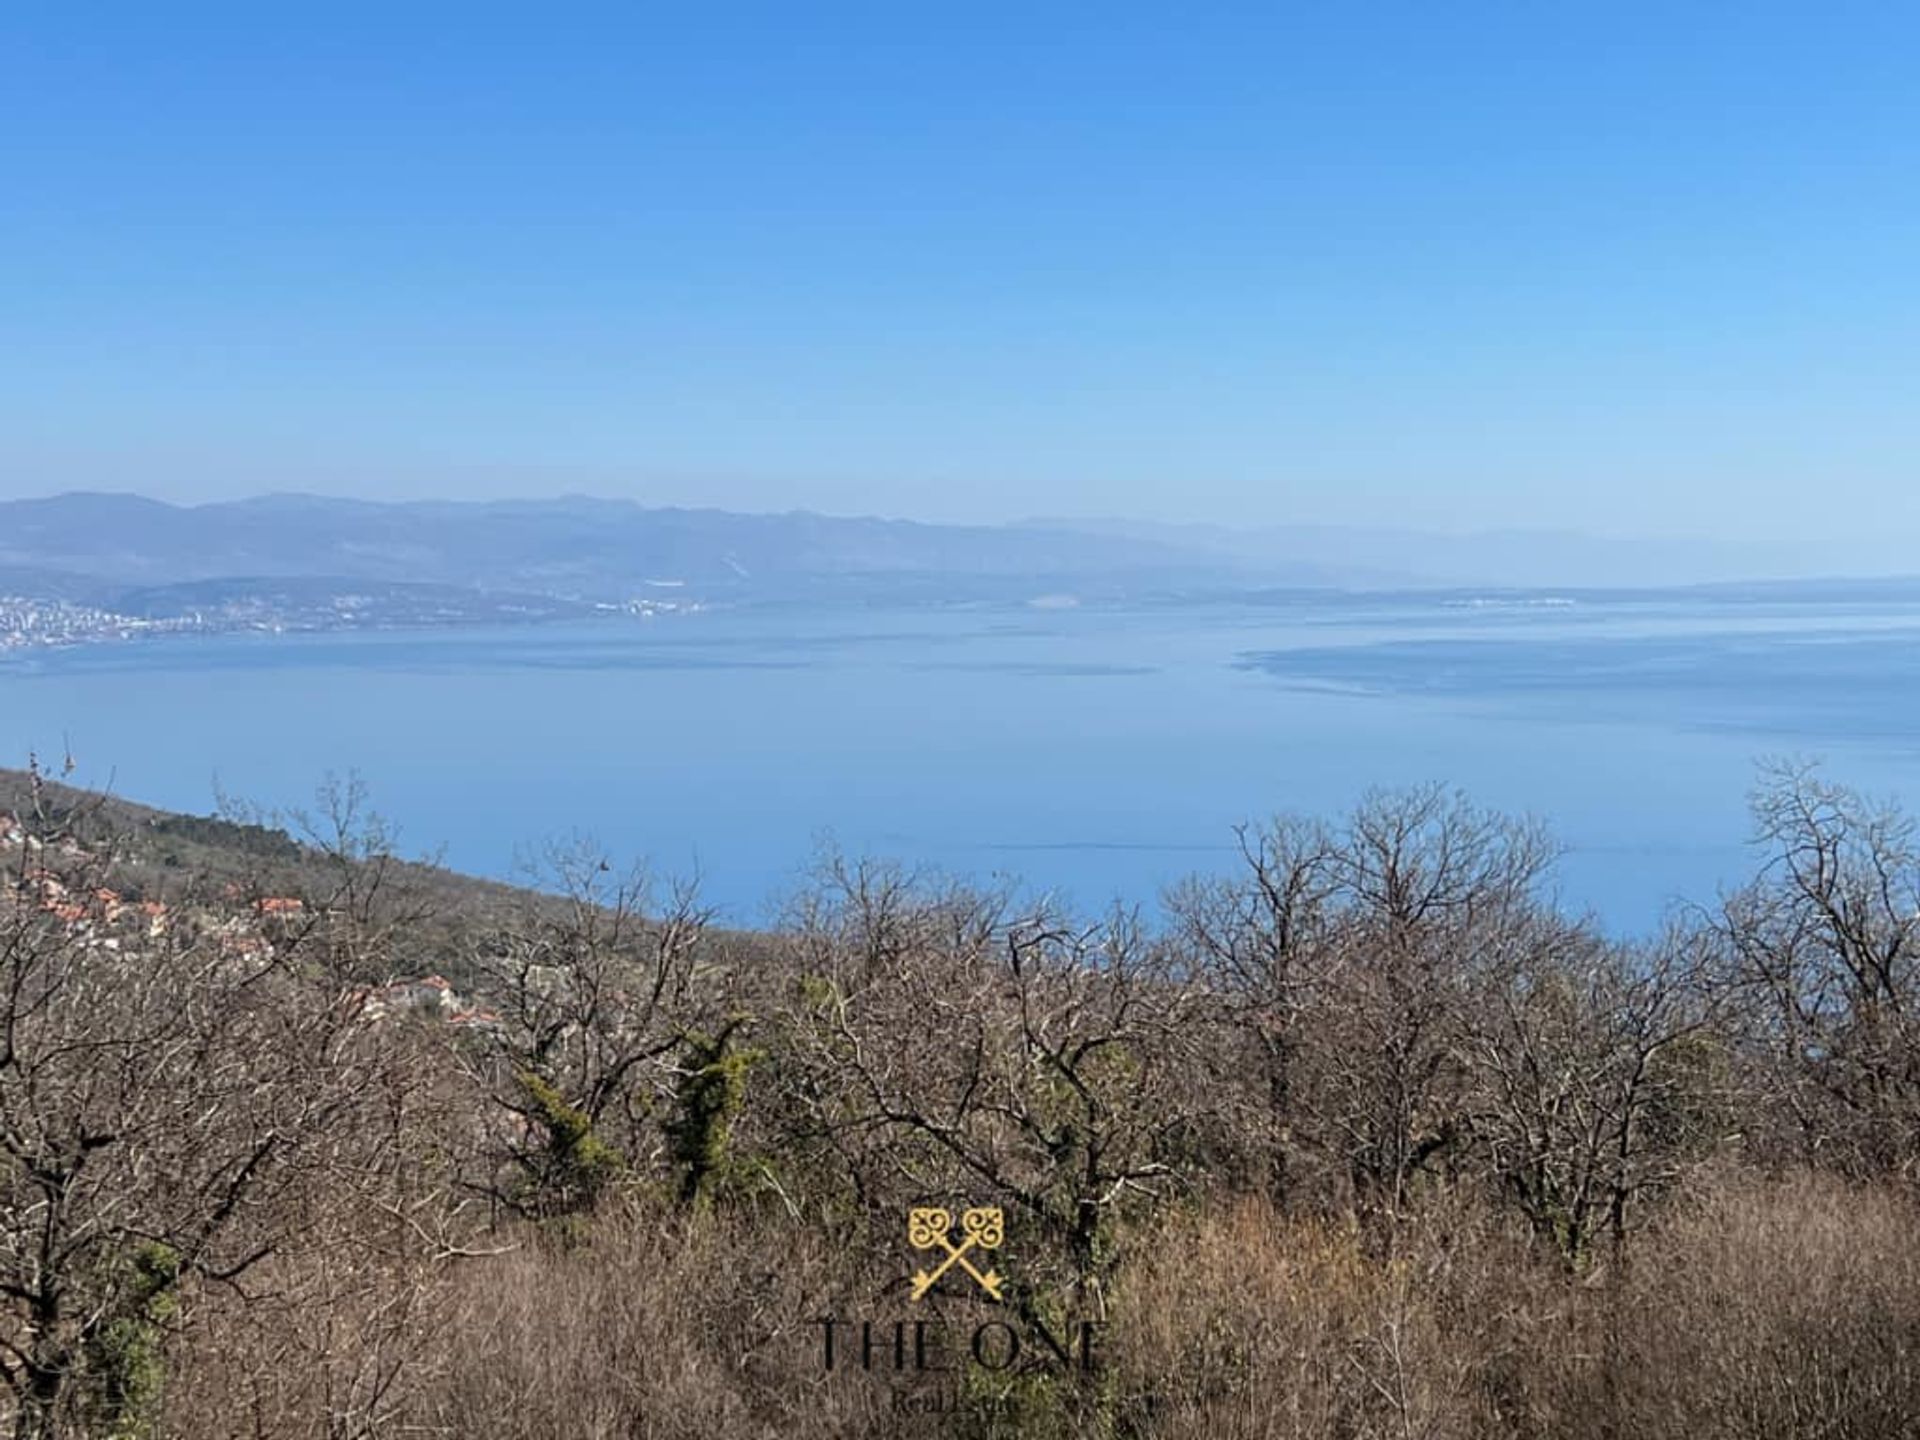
[907,1206,1005,1301]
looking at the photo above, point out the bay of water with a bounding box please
[5,594,1920,935]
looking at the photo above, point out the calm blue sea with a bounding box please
[6,594,1920,935]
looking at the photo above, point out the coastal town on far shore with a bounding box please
[0,597,200,652]
[0,591,696,653]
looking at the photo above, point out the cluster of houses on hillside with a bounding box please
[1,811,500,1032]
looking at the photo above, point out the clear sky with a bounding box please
[4,2,1917,544]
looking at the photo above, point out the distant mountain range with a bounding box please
[1019,517,1879,590]
[1,492,1914,642]
[0,492,1377,615]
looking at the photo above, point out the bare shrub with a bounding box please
[1107,1193,1557,1440]
[1589,1173,1920,1440]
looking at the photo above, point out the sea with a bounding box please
[6,591,1920,936]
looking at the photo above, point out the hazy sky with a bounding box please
[5,3,1917,542]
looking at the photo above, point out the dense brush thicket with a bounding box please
[4,760,1920,1439]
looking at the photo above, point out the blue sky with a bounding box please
[4,2,1917,545]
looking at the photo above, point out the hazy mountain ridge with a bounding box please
[1027,516,1867,589]
[0,492,1385,610]
[5,495,1916,644]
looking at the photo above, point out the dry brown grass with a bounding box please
[149,1175,1920,1439]
[1105,1194,1557,1440]
[1583,1173,1920,1440]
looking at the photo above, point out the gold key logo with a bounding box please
[907,1206,1004,1301]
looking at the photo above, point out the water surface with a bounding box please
[5,595,1918,934]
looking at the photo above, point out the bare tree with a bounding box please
[1167,815,1341,1206]
[1719,760,1920,1177]
[459,841,713,1219]
[1461,920,1726,1263]
[1302,789,1556,1221]
[0,770,416,1439]
[784,866,1218,1305]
